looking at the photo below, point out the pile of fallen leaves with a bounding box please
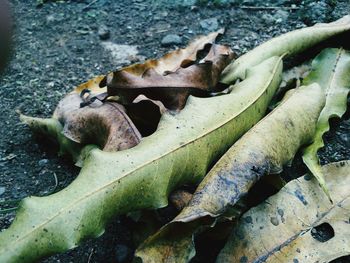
[1,16,350,263]
[52,29,233,153]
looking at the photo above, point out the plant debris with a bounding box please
[2,15,350,263]
[217,161,350,263]
[101,29,234,110]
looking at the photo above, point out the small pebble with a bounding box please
[200,17,219,31]
[274,10,289,24]
[98,25,110,40]
[0,186,5,196]
[161,34,183,47]
[38,159,49,166]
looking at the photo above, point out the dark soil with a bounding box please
[0,0,349,262]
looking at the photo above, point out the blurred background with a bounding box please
[0,0,11,71]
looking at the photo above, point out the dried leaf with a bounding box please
[72,75,106,95]
[136,83,326,263]
[22,75,141,163]
[2,56,282,262]
[221,15,350,84]
[102,31,234,110]
[217,161,350,263]
[302,48,350,198]
[108,29,225,79]
[60,96,141,152]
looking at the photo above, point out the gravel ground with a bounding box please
[0,0,349,262]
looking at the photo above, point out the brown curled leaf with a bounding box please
[54,77,141,152]
[73,75,107,95]
[101,31,234,110]
[110,29,225,77]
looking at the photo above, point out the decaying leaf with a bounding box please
[117,29,225,75]
[217,161,350,263]
[136,83,326,263]
[0,56,282,262]
[73,75,106,95]
[57,94,141,152]
[9,17,350,262]
[302,48,350,198]
[102,30,234,110]
[40,30,233,152]
[220,15,350,84]
[21,75,141,163]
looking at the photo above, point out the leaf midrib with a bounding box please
[320,48,343,118]
[252,194,350,263]
[2,61,280,252]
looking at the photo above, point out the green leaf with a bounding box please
[136,83,326,263]
[217,161,350,263]
[302,48,350,199]
[0,57,282,262]
[220,15,350,84]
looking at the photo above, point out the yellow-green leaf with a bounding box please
[302,48,350,199]
[136,83,326,263]
[0,57,282,262]
[217,161,350,263]
[220,15,350,84]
